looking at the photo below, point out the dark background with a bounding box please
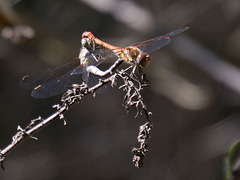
[1,0,240,179]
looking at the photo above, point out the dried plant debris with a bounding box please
[0,66,153,169]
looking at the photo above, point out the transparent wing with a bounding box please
[31,68,107,98]
[19,60,81,90]
[20,51,113,98]
[87,45,120,66]
[31,72,84,98]
[133,27,189,53]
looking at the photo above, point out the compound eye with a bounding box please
[137,53,151,67]
[81,38,92,49]
[81,38,88,47]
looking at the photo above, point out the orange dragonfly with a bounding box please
[81,26,189,76]
[20,27,189,98]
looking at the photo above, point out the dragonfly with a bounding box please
[20,27,189,98]
[82,26,189,77]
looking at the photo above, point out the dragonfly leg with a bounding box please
[137,66,146,82]
[93,41,96,51]
[91,53,99,63]
[128,65,147,83]
[130,65,140,78]
[137,65,143,74]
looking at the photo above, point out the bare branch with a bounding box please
[132,121,153,168]
[115,69,153,167]
[0,66,153,169]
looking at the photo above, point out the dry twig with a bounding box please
[0,66,153,169]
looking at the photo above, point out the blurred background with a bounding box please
[1,0,240,179]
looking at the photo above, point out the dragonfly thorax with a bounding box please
[123,47,151,67]
[79,47,90,66]
[120,47,140,64]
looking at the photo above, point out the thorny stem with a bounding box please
[0,67,153,169]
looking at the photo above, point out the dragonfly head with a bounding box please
[81,37,92,50]
[81,31,95,50]
[136,53,151,67]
